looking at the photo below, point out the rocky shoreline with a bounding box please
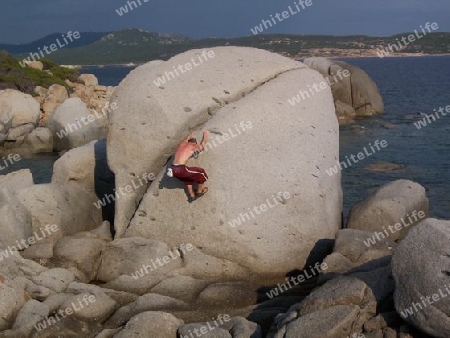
[0,47,447,338]
[0,70,115,157]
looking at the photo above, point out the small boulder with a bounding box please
[6,123,35,140]
[31,268,76,293]
[59,291,117,323]
[47,97,106,151]
[114,311,183,338]
[34,86,48,98]
[78,74,99,87]
[41,84,69,125]
[178,316,261,338]
[150,276,210,303]
[101,274,164,296]
[104,293,188,328]
[298,276,376,318]
[284,305,361,338]
[24,127,53,153]
[23,60,44,70]
[272,276,376,338]
[53,236,105,282]
[196,281,259,308]
[51,140,114,204]
[97,238,183,282]
[364,162,405,172]
[66,282,138,307]
[347,180,429,241]
[332,229,395,264]
[0,89,40,128]
[42,293,73,314]
[11,299,50,335]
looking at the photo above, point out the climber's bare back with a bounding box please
[173,142,199,165]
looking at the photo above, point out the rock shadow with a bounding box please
[251,238,334,335]
[94,139,116,236]
[157,157,196,202]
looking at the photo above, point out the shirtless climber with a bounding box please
[169,130,209,202]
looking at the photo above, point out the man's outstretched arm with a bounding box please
[198,131,209,151]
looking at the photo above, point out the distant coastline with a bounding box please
[7,29,444,66]
[330,53,450,60]
[61,52,450,68]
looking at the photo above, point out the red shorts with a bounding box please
[171,164,208,186]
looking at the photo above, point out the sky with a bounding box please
[1,0,449,44]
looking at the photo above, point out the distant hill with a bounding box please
[2,29,450,65]
[48,29,194,65]
[0,32,108,55]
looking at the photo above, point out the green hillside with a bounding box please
[49,29,194,65]
[0,51,79,94]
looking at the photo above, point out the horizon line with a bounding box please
[2,28,449,46]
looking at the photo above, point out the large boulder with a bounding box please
[51,139,116,224]
[347,180,429,242]
[0,170,34,247]
[304,57,384,121]
[336,61,384,116]
[47,97,106,151]
[15,183,102,247]
[51,140,114,193]
[392,218,450,338]
[0,89,40,130]
[119,47,341,279]
[304,57,353,107]
[52,140,98,196]
[108,47,309,237]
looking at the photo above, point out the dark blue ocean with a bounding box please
[4,57,449,220]
[338,56,450,220]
